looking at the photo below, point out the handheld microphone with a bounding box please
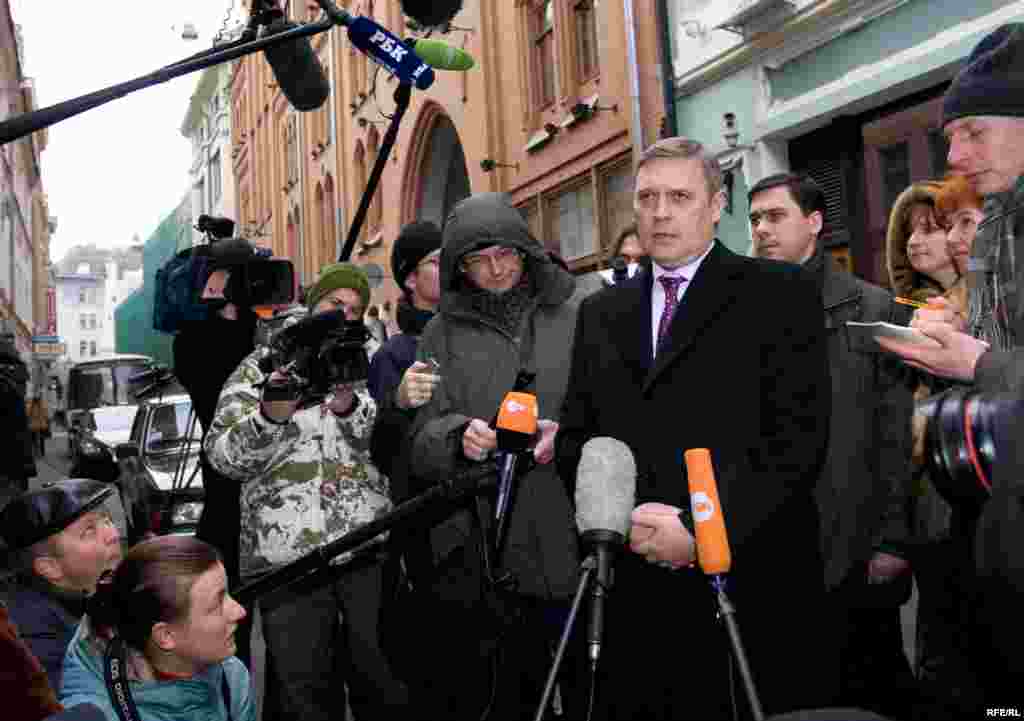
[575,437,637,669]
[684,448,732,575]
[262,18,331,111]
[346,17,435,90]
[683,448,765,720]
[492,390,538,549]
[411,39,476,71]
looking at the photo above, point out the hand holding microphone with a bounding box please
[629,503,695,569]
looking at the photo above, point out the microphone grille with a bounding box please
[575,437,637,536]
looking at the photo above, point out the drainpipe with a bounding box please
[623,0,645,159]
[656,0,678,138]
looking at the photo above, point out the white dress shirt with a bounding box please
[650,242,715,357]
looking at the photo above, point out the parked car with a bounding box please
[64,354,154,455]
[114,393,205,542]
[68,405,139,483]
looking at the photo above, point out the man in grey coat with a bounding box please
[405,192,582,721]
[750,173,916,717]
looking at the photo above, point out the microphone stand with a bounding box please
[710,574,764,721]
[533,555,595,721]
[233,463,494,606]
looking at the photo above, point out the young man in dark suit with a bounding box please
[556,137,836,720]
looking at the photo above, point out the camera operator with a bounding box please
[204,262,408,721]
[172,237,260,668]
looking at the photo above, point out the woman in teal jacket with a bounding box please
[59,536,254,721]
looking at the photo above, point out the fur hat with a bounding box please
[305,263,371,311]
[943,23,1024,127]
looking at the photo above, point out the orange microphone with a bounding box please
[495,391,539,452]
[683,448,764,720]
[684,448,732,576]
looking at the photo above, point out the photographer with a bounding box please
[204,262,408,721]
[172,237,260,667]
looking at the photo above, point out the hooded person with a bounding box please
[203,261,407,721]
[404,192,583,721]
[0,333,35,511]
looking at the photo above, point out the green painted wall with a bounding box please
[770,0,1005,103]
[675,68,758,254]
[114,208,185,367]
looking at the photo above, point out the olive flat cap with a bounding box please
[0,479,114,550]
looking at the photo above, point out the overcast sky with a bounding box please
[9,0,244,264]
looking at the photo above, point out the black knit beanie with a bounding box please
[943,23,1024,127]
[391,220,442,294]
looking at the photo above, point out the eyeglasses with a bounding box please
[460,247,524,273]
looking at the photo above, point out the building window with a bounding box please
[210,151,222,206]
[79,289,86,303]
[549,183,595,261]
[574,0,600,81]
[80,341,87,357]
[196,178,206,215]
[90,341,97,357]
[80,314,87,330]
[602,161,634,257]
[532,1,557,109]
[90,314,97,330]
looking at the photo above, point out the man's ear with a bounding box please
[404,273,418,296]
[809,210,824,237]
[151,622,178,653]
[32,554,64,585]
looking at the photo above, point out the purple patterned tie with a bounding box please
[656,275,686,352]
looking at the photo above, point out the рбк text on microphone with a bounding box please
[575,436,636,670]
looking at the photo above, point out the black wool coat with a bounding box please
[556,241,836,720]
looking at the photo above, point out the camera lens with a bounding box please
[924,388,997,510]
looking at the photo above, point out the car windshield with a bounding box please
[90,406,138,434]
[69,361,152,409]
[145,400,201,454]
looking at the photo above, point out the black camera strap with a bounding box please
[104,636,234,721]
[104,637,143,721]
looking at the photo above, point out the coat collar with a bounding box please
[806,247,862,310]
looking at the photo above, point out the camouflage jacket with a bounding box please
[204,343,390,580]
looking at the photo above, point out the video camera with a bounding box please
[153,215,296,334]
[257,309,371,407]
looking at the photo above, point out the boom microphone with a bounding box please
[412,39,476,71]
[262,18,331,111]
[347,16,435,89]
[575,437,637,669]
[400,0,464,29]
[684,448,732,575]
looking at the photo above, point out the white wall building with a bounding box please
[182,63,235,246]
[55,254,143,363]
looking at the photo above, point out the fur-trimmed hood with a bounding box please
[885,180,947,301]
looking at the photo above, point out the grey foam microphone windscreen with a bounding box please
[575,437,637,536]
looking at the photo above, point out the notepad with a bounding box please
[845,321,942,349]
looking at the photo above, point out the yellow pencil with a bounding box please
[894,297,929,309]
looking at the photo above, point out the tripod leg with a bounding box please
[533,557,595,721]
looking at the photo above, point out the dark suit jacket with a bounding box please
[556,241,835,720]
